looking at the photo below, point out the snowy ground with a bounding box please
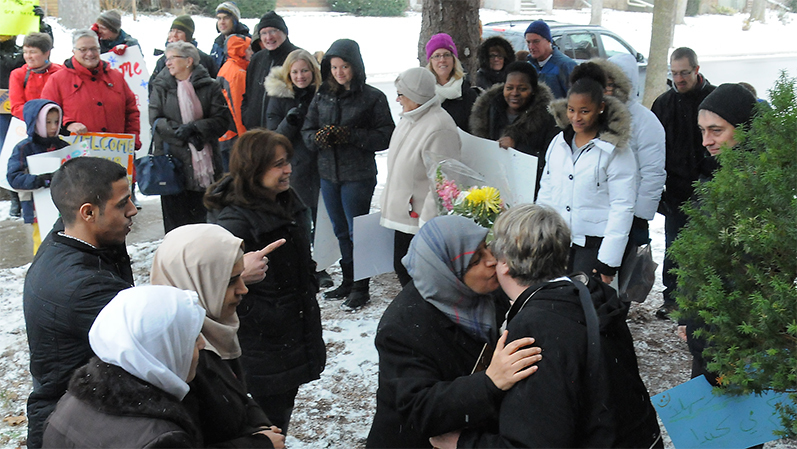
[1,6,796,449]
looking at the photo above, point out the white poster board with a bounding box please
[101,45,151,154]
[457,129,538,206]
[0,116,28,190]
[353,212,394,281]
[312,193,340,270]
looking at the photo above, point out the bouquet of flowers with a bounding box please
[435,160,506,229]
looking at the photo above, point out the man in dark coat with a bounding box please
[651,47,715,320]
[148,15,218,95]
[433,204,662,449]
[210,1,250,69]
[23,157,138,448]
[242,12,299,129]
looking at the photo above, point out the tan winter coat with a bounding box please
[380,97,461,234]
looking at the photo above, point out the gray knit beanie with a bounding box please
[395,67,436,105]
[96,10,122,34]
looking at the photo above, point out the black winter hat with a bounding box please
[256,11,288,35]
[699,83,758,128]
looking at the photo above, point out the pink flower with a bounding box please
[436,179,460,212]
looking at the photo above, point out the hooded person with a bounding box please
[242,12,299,129]
[151,224,285,448]
[301,39,395,310]
[379,67,461,287]
[367,215,542,449]
[42,285,206,448]
[474,36,516,92]
[6,99,69,252]
[148,15,219,95]
[217,34,253,171]
[210,1,250,69]
[469,61,559,199]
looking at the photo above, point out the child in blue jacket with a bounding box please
[6,99,69,253]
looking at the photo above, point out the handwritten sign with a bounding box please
[0,89,10,114]
[101,45,151,154]
[62,132,136,180]
[0,116,29,190]
[652,376,790,448]
[0,0,40,36]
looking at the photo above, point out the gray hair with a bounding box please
[72,29,99,48]
[489,204,571,286]
[166,41,200,68]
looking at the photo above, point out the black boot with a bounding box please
[315,269,334,289]
[9,191,21,218]
[341,278,370,311]
[324,262,353,300]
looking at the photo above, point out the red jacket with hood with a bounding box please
[9,62,63,120]
[217,35,250,141]
[41,56,140,149]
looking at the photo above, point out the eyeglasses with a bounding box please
[488,54,504,60]
[260,29,282,38]
[166,56,187,62]
[670,69,694,78]
[430,52,454,61]
[74,47,100,54]
[396,93,404,98]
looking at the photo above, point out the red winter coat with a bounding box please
[8,63,63,120]
[41,57,141,149]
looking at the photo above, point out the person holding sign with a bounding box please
[6,99,69,254]
[149,40,230,233]
[93,9,139,56]
[8,33,62,120]
[204,129,326,434]
[41,29,141,149]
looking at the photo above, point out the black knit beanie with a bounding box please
[257,11,288,35]
[699,83,758,128]
[171,15,195,42]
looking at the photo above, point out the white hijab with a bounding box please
[89,285,206,400]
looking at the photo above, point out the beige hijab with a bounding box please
[151,224,244,359]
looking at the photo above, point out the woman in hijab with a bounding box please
[366,215,542,448]
[42,285,206,448]
[150,224,285,448]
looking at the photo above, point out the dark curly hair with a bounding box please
[505,60,539,87]
[568,61,607,105]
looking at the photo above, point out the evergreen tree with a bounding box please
[670,72,797,436]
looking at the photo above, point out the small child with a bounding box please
[6,99,69,254]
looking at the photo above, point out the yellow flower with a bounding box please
[465,186,502,213]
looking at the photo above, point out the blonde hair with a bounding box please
[426,56,465,84]
[282,49,322,92]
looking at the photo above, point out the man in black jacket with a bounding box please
[651,47,715,320]
[242,12,299,129]
[23,157,138,448]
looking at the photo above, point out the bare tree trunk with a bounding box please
[418,0,481,76]
[590,0,602,25]
[59,0,100,29]
[675,0,688,24]
[642,0,676,108]
[749,0,766,22]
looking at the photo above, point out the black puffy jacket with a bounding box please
[301,39,394,183]
[206,181,326,395]
[242,36,299,129]
[24,228,133,448]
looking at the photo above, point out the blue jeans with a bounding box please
[320,177,376,266]
[662,207,688,305]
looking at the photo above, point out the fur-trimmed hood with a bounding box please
[265,65,294,99]
[477,36,516,70]
[590,57,633,104]
[548,95,631,150]
[470,81,555,139]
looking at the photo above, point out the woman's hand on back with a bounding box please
[485,330,541,391]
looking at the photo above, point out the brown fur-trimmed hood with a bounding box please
[470,81,555,141]
[548,95,631,150]
[590,58,632,104]
[264,65,294,99]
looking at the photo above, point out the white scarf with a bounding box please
[435,76,464,101]
[177,78,215,188]
[89,285,206,400]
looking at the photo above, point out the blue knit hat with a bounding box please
[525,20,552,42]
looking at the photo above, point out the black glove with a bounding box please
[629,216,650,246]
[37,173,53,188]
[327,125,350,145]
[33,5,45,16]
[188,133,205,150]
[174,123,198,142]
[285,107,305,127]
[315,126,333,149]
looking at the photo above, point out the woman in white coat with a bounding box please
[380,67,461,287]
[536,62,636,284]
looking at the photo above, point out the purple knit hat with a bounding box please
[425,33,458,61]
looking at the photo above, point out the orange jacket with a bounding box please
[217,35,250,141]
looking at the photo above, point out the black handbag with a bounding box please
[135,138,184,196]
[618,244,658,303]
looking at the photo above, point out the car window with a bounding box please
[558,32,599,61]
[600,33,634,59]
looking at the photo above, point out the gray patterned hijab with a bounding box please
[402,215,496,343]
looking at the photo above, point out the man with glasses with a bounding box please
[524,19,576,99]
[242,11,299,129]
[650,47,715,320]
[41,29,140,150]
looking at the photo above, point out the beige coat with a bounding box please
[380,97,461,234]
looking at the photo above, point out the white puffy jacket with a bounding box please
[537,95,637,269]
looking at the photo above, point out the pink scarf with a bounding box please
[177,79,214,188]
